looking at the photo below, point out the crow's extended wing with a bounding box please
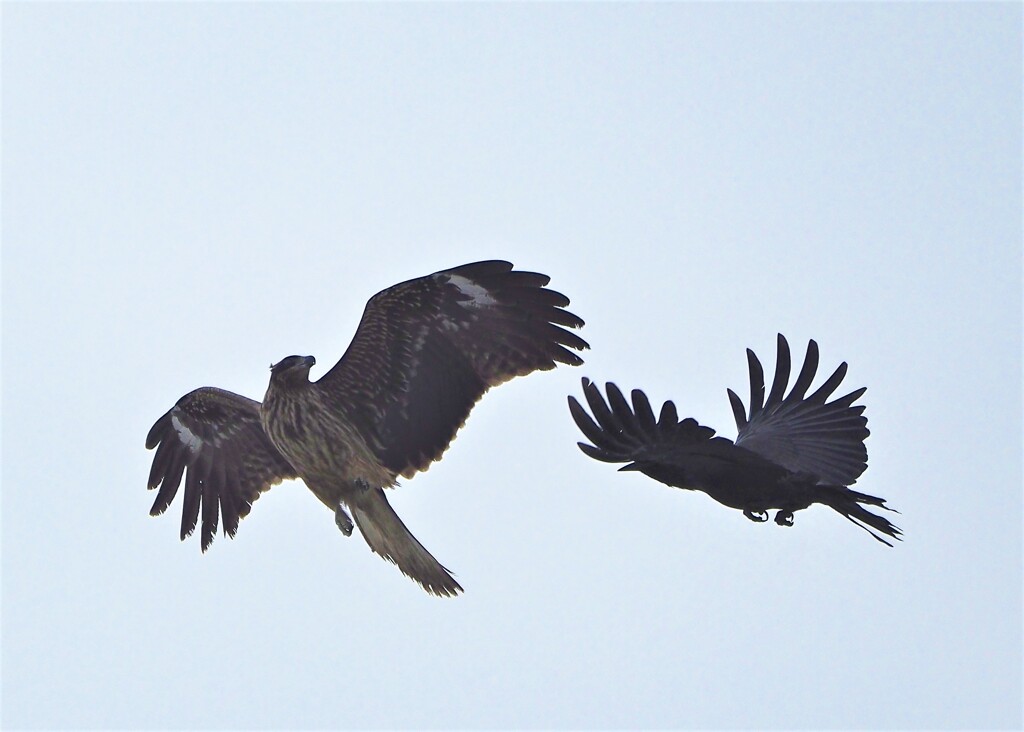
[728,334,868,485]
[568,378,719,466]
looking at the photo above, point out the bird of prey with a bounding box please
[146,260,588,596]
[568,334,901,545]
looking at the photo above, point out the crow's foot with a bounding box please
[775,510,794,527]
[744,510,769,523]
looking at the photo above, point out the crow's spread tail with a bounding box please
[819,485,902,547]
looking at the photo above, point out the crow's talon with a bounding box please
[744,510,769,523]
[775,510,794,527]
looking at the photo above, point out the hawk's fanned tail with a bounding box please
[348,486,463,597]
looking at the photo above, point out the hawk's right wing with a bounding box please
[145,387,297,550]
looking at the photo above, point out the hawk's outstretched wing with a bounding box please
[146,387,297,550]
[317,260,589,478]
[728,334,869,485]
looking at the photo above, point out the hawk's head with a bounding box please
[269,355,316,387]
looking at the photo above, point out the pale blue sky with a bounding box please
[3,3,1021,729]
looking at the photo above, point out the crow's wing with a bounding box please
[146,387,297,550]
[317,261,588,479]
[568,378,720,467]
[728,334,869,485]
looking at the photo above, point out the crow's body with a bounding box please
[146,260,588,595]
[569,335,900,545]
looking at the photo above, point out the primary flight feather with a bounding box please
[146,260,588,596]
[568,334,900,545]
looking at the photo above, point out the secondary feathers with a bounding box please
[568,335,901,546]
[146,260,588,595]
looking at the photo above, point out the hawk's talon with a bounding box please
[335,505,354,536]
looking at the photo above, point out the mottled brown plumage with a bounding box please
[146,388,297,550]
[146,260,588,595]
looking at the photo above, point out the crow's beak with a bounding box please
[618,462,641,472]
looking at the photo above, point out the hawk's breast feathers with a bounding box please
[145,260,588,593]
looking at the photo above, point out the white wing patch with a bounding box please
[171,412,203,454]
[447,274,496,308]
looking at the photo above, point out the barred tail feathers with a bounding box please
[348,487,463,597]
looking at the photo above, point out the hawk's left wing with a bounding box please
[317,260,588,478]
[146,387,298,550]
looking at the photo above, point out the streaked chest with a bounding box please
[260,386,393,487]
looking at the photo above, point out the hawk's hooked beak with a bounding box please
[304,356,316,368]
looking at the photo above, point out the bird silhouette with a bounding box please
[568,334,900,545]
